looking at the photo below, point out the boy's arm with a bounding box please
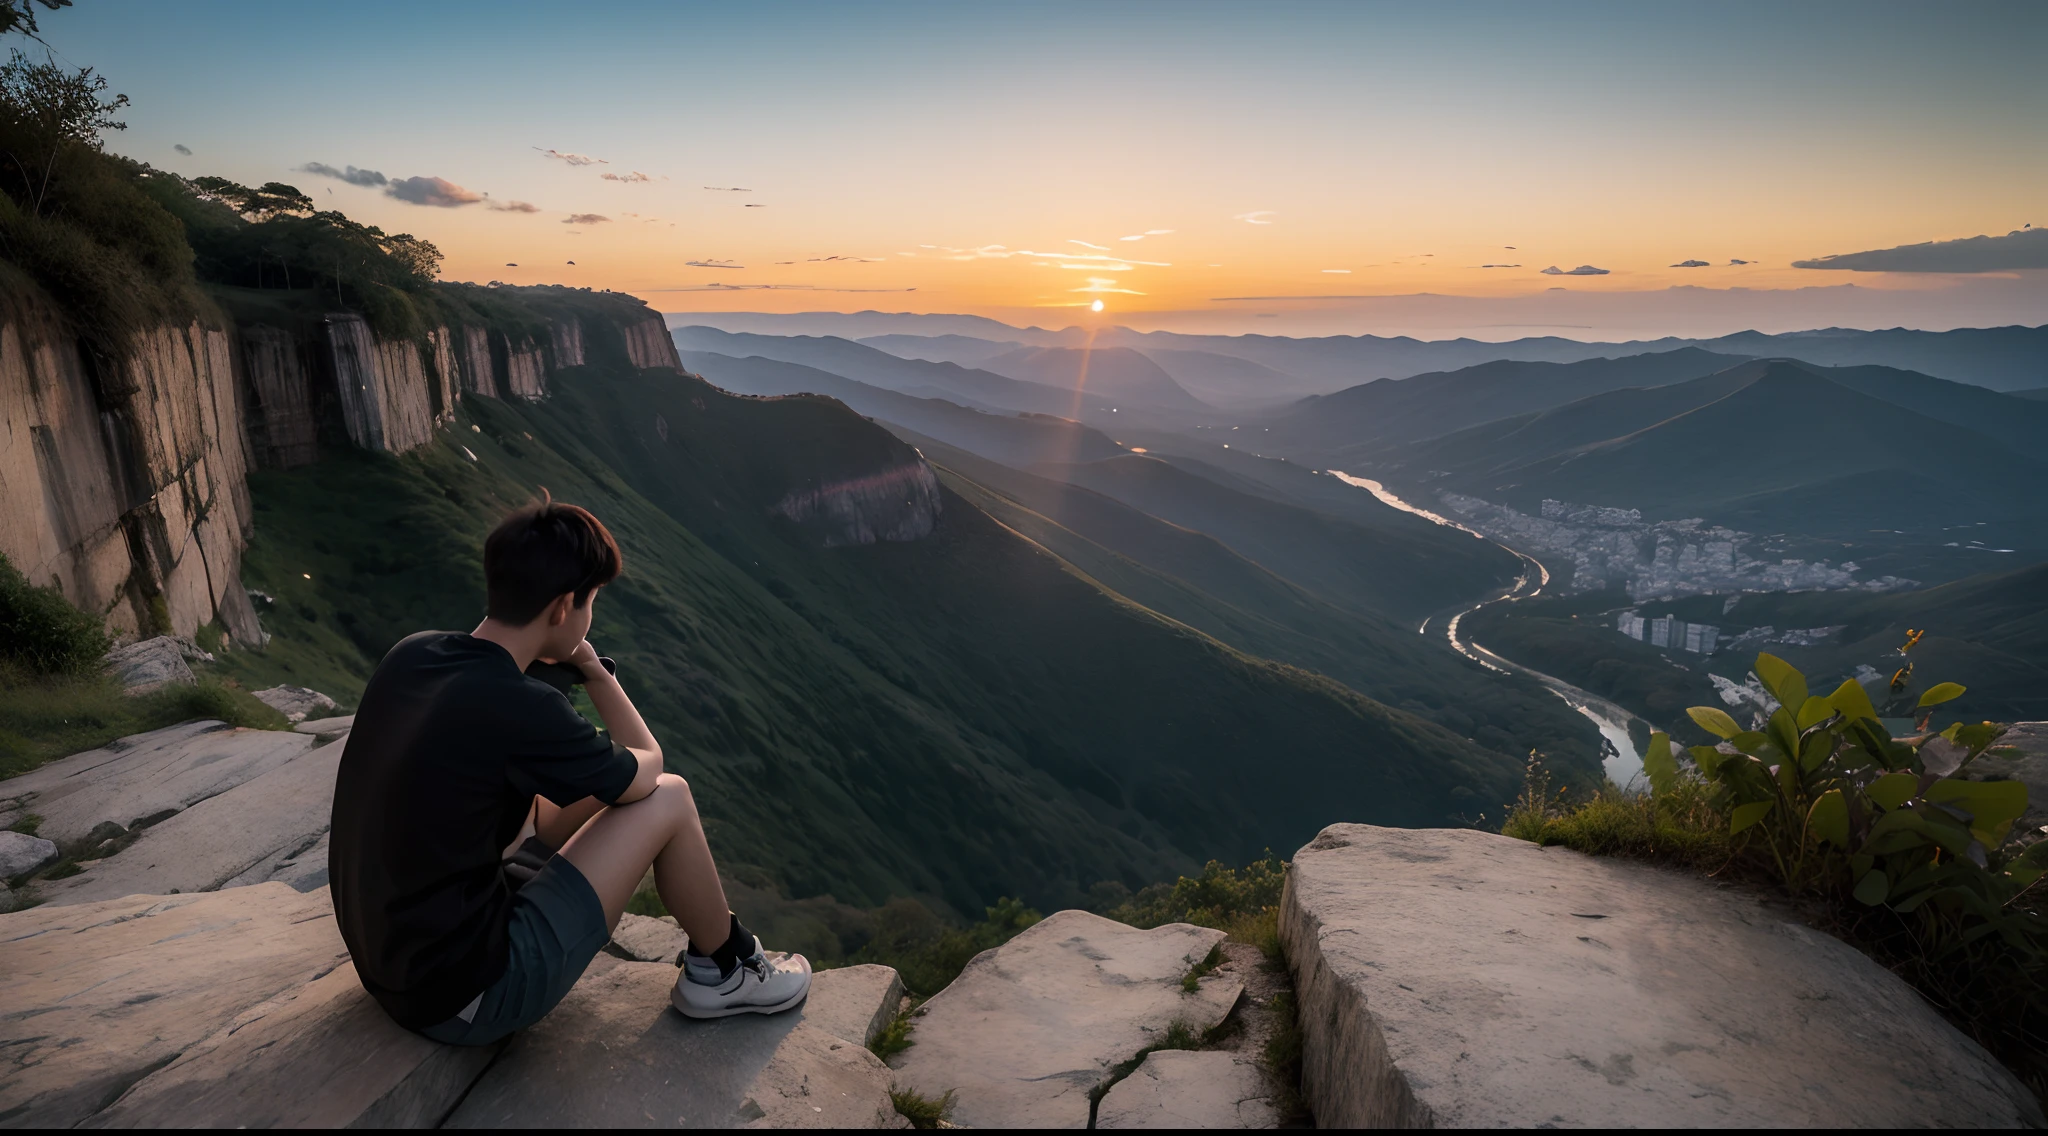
[565,640,664,804]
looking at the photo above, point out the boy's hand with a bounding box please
[565,639,603,672]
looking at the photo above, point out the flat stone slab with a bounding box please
[252,684,338,722]
[0,883,349,1128]
[889,909,1241,1129]
[802,963,904,1050]
[1095,1049,1278,1130]
[0,719,315,846]
[445,961,908,1129]
[609,910,691,963]
[294,714,354,735]
[84,960,498,1129]
[35,738,342,906]
[1281,823,2045,1128]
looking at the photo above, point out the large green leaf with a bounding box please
[1795,696,1837,731]
[1926,778,2028,844]
[1687,706,1742,740]
[1688,745,1726,777]
[1730,800,1775,834]
[1642,732,1679,799]
[1808,789,1849,848]
[1917,682,1966,708]
[1853,868,1890,906]
[1866,771,1918,811]
[2011,841,2048,888]
[1826,677,1880,726]
[1753,653,1807,711]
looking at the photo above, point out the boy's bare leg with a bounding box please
[557,773,733,947]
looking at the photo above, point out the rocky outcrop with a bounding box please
[239,325,320,468]
[622,312,683,370]
[252,683,339,722]
[1280,823,2044,1128]
[0,883,910,1128]
[500,332,548,400]
[102,633,213,692]
[774,461,943,547]
[550,317,585,369]
[0,293,254,641]
[1095,1049,1278,1130]
[455,323,498,397]
[889,910,1242,1129]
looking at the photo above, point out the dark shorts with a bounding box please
[417,853,611,1046]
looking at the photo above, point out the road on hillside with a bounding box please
[1328,472,1646,786]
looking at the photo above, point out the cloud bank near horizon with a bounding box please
[1794,228,2048,273]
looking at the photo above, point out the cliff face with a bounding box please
[0,293,256,642]
[0,284,681,643]
[774,460,943,547]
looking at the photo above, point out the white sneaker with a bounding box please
[671,938,812,1019]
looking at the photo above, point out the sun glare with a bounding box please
[1091,299,1105,312]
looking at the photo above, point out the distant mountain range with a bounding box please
[668,311,2048,394]
[1350,359,2048,540]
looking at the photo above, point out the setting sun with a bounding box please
[1090,299,1104,313]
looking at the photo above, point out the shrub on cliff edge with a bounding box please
[0,552,107,675]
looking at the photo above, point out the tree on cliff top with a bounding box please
[0,0,71,42]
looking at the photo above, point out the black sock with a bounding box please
[685,912,755,977]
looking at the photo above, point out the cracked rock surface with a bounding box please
[1281,823,2045,1128]
[889,909,1241,1129]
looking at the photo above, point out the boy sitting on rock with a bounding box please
[330,494,809,1044]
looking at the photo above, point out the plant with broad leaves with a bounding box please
[1643,653,2048,936]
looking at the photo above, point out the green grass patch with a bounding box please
[0,665,289,780]
[887,1086,955,1129]
[868,1007,917,1062]
[1181,943,1224,993]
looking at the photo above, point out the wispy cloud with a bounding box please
[387,176,482,207]
[1321,268,1351,274]
[1069,239,1111,250]
[1793,228,2047,272]
[489,199,541,213]
[686,258,745,269]
[1071,276,1145,295]
[646,283,916,293]
[600,171,657,183]
[300,161,388,187]
[1670,259,1711,268]
[1479,263,1522,268]
[1235,211,1276,225]
[1728,258,1754,265]
[563,212,610,224]
[536,147,607,166]
[173,143,191,155]
[770,255,884,264]
[703,186,752,192]
[1118,229,1176,240]
[1539,264,1610,276]
[1059,262,1132,271]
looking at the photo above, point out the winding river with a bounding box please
[1329,472,1646,787]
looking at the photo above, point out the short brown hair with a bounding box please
[483,490,622,625]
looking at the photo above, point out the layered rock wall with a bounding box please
[1,283,678,641]
[621,312,683,370]
[773,460,943,547]
[0,292,255,641]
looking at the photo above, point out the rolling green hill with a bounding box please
[678,350,1128,467]
[1367,360,2048,539]
[900,432,1601,768]
[221,366,1539,916]
[1259,347,1747,458]
[1033,452,1521,624]
[980,345,1210,411]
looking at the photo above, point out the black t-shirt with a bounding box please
[330,631,638,1028]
